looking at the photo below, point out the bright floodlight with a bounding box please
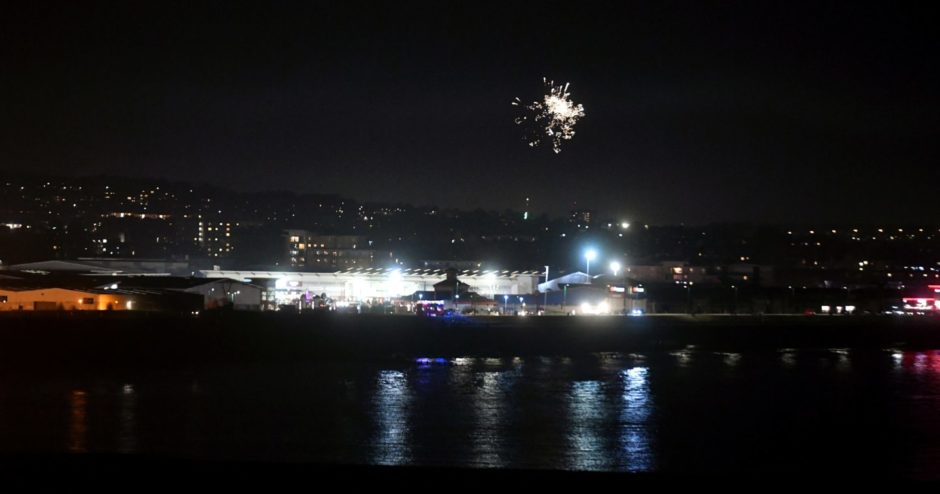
[387,268,403,296]
[621,222,630,229]
[610,261,621,276]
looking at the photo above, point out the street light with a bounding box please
[610,261,621,277]
[543,265,550,309]
[584,249,597,276]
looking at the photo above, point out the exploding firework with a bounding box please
[512,78,585,153]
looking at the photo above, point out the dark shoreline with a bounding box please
[1,312,938,371]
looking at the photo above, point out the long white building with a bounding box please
[197,267,541,304]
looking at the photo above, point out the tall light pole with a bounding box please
[543,265,550,310]
[731,284,738,314]
[585,249,597,276]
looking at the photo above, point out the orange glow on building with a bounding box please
[0,288,134,311]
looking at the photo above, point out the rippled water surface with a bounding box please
[2,348,940,477]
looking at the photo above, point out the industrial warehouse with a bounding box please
[0,261,642,314]
[0,261,546,313]
[197,267,543,310]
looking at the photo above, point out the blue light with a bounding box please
[415,357,450,366]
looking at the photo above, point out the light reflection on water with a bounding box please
[669,349,693,367]
[567,380,608,471]
[779,348,798,367]
[828,348,852,372]
[371,370,411,465]
[2,348,940,477]
[117,384,137,454]
[620,367,653,472]
[896,350,940,375]
[716,352,742,367]
[469,369,516,468]
[67,390,87,453]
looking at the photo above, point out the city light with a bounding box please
[578,301,611,315]
[610,261,621,276]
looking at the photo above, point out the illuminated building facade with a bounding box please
[0,287,135,311]
[198,267,541,307]
[284,230,391,269]
[197,219,236,258]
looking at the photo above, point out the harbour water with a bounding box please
[2,348,939,478]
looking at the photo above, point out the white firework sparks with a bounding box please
[512,77,585,153]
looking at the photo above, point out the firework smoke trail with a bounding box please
[512,77,585,153]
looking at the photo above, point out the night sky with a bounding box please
[2,2,937,224]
